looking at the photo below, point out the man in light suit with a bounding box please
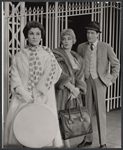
[76,21,120,148]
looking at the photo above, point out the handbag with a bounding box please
[59,96,92,140]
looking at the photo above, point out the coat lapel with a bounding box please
[20,49,29,82]
[83,42,89,58]
[84,43,91,64]
[97,41,103,60]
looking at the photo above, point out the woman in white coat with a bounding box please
[4,21,63,148]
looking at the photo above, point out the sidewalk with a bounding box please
[69,109,121,148]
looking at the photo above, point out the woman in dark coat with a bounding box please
[52,29,86,148]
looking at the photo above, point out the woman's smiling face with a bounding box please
[27,28,41,46]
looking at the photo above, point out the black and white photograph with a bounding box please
[2,1,122,148]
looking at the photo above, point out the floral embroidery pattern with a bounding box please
[27,47,42,91]
[43,47,57,90]
[27,45,58,92]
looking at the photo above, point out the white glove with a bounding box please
[65,82,80,98]
[71,87,80,97]
[68,93,76,100]
[15,86,34,103]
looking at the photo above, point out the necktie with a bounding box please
[90,43,94,51]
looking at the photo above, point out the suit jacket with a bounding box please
[77,41,120,87]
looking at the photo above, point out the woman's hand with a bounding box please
[21,90,34,103]
[65,82,80,98]
[68,93,76,100]
[71,87,80,98]
[15,86,34,103]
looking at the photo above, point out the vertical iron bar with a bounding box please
[55,2,58,48]
[109,2,113,110]
[3,2,9,147]
[119,4,121,107]
[49,6,51,48]
[113,5,116,109]
[20,2,25,50]
[65,2,68,29]
[100,2,103,42]
[91,2,94,21]
[106,3,110,112]
[46,2,48,47]
[61,5,63,30]
[52,7,55,49]
[116,4,119,108]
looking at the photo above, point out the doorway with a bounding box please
[68,15,91,51]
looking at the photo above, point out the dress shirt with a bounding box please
[89,40,98,79]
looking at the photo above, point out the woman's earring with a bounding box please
[40,39,42,45]
[26,39,29,46]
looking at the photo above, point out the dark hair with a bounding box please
[23,21,45,39]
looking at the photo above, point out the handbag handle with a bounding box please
[68,96,84,123]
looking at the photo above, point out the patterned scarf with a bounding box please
[27,45,57,92]
[27,45,43,91]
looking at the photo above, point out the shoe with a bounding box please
[100,144,107,148]
[77,140,92,148]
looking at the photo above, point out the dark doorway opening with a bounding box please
[68,15,91,51]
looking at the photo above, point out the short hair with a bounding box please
[60,29,76,44]
[23,21,45,39]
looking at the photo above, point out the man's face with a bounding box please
[86,30,99,43]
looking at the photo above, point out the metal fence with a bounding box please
[3,2,121,122]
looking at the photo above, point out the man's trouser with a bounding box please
[85,75,106,145]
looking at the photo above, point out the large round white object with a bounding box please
[13,104,58,148]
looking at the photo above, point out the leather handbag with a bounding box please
[59,97,92,140]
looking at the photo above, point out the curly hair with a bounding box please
[60,29,76,44]
[23,21,45,39]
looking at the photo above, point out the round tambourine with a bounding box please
[13,103,58,148]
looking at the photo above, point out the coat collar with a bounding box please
[97,41,104,59]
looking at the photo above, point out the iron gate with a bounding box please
[3,2,121,123]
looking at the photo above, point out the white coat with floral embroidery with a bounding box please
[4,46,63,148]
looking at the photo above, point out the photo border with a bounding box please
[1,0,123,149]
